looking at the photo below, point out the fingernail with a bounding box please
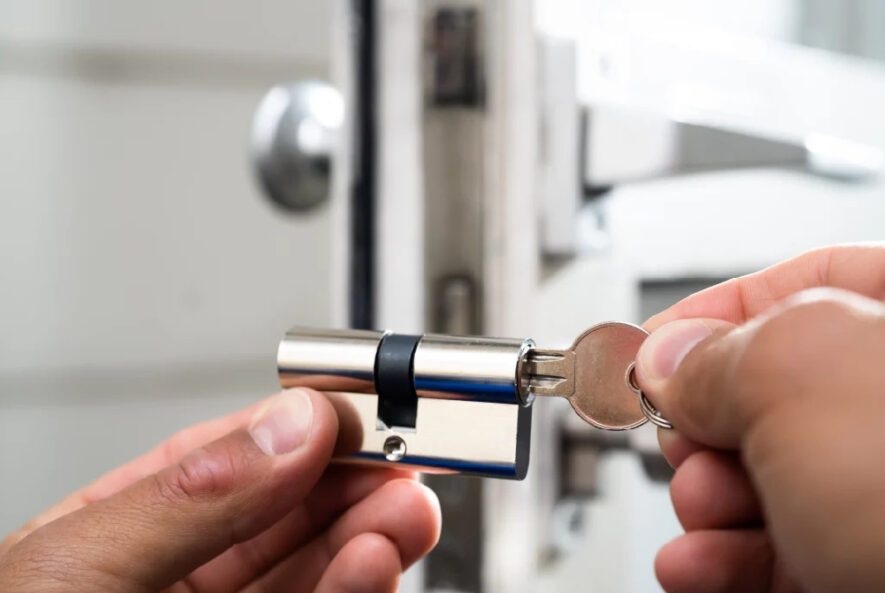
[637,319,713,381]
[249,389,314,456]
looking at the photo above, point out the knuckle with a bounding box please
[231,536,277,579]
[779,287,862,322]
[668,455,705,526]
[744,291,854,366]
[736,289,859,406]
[154,443,239,504]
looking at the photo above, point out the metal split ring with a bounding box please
[625,362,674,430]
[638,390,674,430]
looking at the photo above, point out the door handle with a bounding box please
[251,81,343,212]
[583,102,885,189]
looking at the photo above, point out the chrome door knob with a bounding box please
[251,81,343,212]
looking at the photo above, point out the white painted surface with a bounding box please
[376,0,424,333]
[606,170,885,280]
[0,74,332,376]
[0,0,335,537]
[535,453,679,593]
[0,1,332,60]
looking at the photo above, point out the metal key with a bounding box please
[522,322,649,430]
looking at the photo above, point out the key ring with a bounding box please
[625,362,674,430]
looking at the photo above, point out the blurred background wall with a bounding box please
[801,0,885,61]
[0,1,335,534]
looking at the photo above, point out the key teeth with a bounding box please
[523,348,577,398]
[529,376,568,390]
[528,352,566,363]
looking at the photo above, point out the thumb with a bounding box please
[11,388,338,592]
[635,318,743,449]
[636,288,885,451]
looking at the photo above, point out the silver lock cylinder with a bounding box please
[412,334,534,404]
[278,327,384,393]
[276,327,533,478]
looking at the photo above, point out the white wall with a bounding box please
[0,1,332,60]
[537,0,799,44]
[0,0,334,535]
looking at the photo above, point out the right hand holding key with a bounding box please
[634,244,885,593]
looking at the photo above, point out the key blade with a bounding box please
[522,349,576,397]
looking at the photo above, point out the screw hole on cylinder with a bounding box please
[383,435,407,462]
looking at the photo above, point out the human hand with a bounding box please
[635,244,885,593]
[0,388,441,593]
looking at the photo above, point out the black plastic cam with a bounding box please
[374,333,421,429]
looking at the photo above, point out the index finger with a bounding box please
[644,243,885,332]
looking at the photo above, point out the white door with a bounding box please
[0,0,337,535]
